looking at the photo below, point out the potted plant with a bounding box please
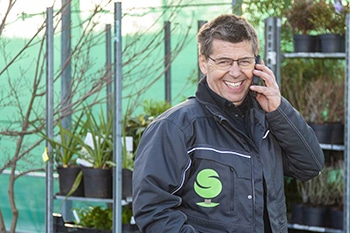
[285,0,317,52]
[302,75,344,144]
[296,166,331,227]
[281,58,344,145]
[294,161,344,228]
[77,107,115,198]
[326,160,344,229]
[67,204,139,233]
[40,113,86,197]
[73,205,113,233]
[78,108,114,168]
[309,0,350,52]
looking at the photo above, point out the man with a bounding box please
[132,14,324,233]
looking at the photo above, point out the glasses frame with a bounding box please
[207,56,256,70]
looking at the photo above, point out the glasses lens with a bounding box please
[214,58,232,70]
[238,58,255,69]
[209,57,255,70]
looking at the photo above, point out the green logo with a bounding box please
[194,169,222,207]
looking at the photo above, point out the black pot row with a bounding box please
[293,34,345,53]
[290,203,343,230]
[309,122,344,145]
[57,166,133,199]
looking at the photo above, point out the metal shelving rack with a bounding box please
[45,2,124,233]
[264,16,350,233]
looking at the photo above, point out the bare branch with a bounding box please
[0,0,17,37]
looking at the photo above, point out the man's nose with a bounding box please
[228,61,241,76]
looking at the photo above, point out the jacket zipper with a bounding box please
[209,106,258,230]
[251,152,256,232]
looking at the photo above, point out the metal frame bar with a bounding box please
[343,13,350,233]
[45,7,54,233]
[264,17,281,86]
[106,24,112,116]
[113,2,123,233]
[164,21,172,104]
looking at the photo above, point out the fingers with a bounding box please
[253,64,278,88]
[251,62,281,112]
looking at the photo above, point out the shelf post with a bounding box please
[264,17,281,85]
[344,13,350,233]
[45,6,54,233]
[113,2,123,233]
[164,21,172,105]
[106,24,112,116]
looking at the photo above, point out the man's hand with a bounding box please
[250,60,281,112]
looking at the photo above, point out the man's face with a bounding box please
[199,39,255,106]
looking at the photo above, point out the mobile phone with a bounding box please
[252,55,262,86]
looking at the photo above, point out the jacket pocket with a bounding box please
[183,146,253,226]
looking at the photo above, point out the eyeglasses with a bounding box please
[208,56,256,70]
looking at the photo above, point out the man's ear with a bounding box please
[198,55,208,75]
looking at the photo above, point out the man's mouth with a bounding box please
[224,80,243,88]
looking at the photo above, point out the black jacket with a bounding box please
[133,78,324,233]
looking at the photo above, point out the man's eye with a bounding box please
[240,59,251,65]
[217,59,231,65]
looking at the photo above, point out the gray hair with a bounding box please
[197,14,260,58]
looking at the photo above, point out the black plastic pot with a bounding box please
[122,169,133,199]
[309,122,344,145]
[57,166,84,197]
[319,33,345,53]
[309,123,333,144]
[82,167,112,198]
[53,213,69,233]
[293,34,319,52]
[291,203,304,224]
[328,207,343,229]
[302,205,328,227]
[331,122,344,145]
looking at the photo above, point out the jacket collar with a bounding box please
[195,77,253,114]
[195,77,268,149]
[195,77,266,129]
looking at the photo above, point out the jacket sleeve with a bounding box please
[266,97,324,181]
[132,119,197,233]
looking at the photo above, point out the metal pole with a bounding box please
[106,24,112,116]
[60,0,73,221]
[61,0,72,124]
[344,13,350,233]
[264,17,281,86]
[197,20,207,81]
[113,2,123,233]
[45,7,54,233]
[164,21,171,104]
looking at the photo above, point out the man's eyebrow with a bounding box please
[215,56,254,60]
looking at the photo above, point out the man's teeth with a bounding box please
[225,81,242,88]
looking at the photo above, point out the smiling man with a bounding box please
[132,14,324,233]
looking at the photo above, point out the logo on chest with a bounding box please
[194,168,222,207]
